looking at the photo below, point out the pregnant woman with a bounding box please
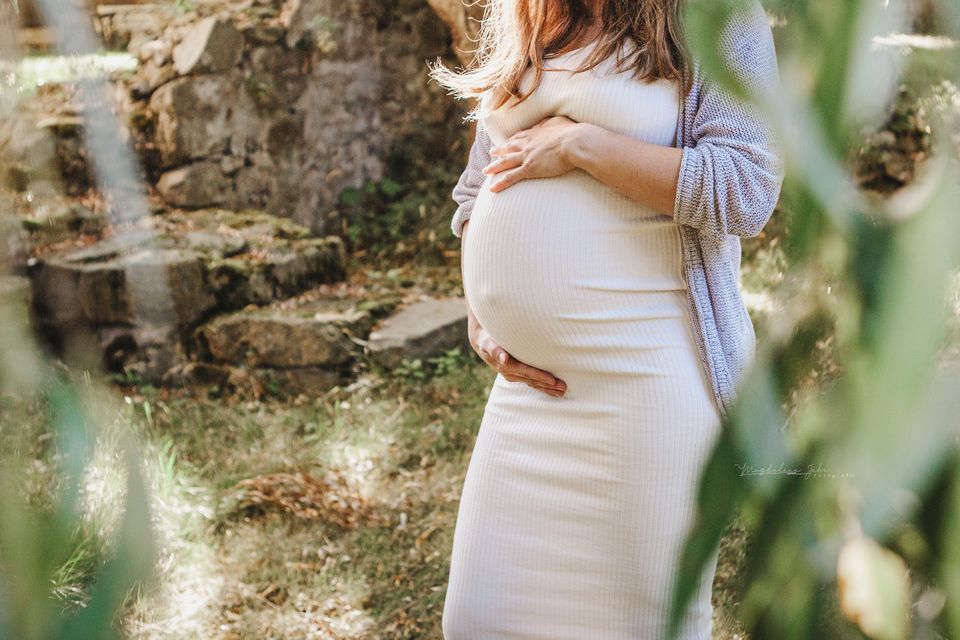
[428,0,783,637]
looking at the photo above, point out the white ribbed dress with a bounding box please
[443,37,724,640]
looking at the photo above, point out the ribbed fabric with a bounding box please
[449,0,785,419]
[442,38,724,640]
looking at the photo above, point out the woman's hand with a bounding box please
[468,312,567,398]
[483,115,583,193]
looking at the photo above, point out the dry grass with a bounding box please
[11,251,958,639]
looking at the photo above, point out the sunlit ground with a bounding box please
[11,246,950,639]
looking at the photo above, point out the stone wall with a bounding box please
[2,0,473,386]
[113,0,463,234]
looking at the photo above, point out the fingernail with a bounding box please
[498,352,507,364]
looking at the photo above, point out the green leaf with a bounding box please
[338,186,362,206]
[728,339,793,500]
[380,178,404,198]
[943,461,960,637]
[53,437,155,640]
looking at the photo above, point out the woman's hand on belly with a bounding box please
[483,115,581,193]
[469,314,568,398]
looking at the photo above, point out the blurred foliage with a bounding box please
[0,332,157,640]
[667,1,960,639]
[1,0,158,636]
[336,124,465,266]
[388,346,474,382]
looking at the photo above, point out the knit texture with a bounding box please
[450,0,784,418]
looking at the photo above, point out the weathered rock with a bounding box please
[162,361,232,388]
[106,0,462,233]
[198,303,367,368]
[0,111,58,189]
[138,38,173,66]
[36,115,84,134]
[247,46,309,108]
[254,366,344,397]
[205,364,344,399]
[270,241,345,294]
[150,74,260,166]
[366,297,469,369]
[31,210,346,326]
[281,0,324,50]
[20,202,105,243]
[96,4,178,53]
[33,245,216,327]
[28,209,350,384]
[243,24,285,45]
[122,249,217,326]
[98,323,185,379]
[157,162,232,207]
[182,231,247,257]
[173,17,244,76]
[206,236,346,308]
[131,60,176,98]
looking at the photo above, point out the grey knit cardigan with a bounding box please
[450,0,785,419]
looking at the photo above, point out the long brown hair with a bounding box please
[427,0,692,123]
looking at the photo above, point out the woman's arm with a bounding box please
[668,0,784,245]
[562,125,684,218]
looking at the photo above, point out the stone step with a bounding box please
[365,296,469,370]
[28,208,347,382]
[184,285,403,397]
[182,293,471,398]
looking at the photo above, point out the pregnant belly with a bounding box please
[462,170,687,372]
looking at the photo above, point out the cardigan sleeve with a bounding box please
[450,123,494,238]
[672,0,785,246]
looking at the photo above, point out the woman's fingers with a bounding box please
[482,152,523,175]
[503,360,566,390]
[499,353,567,393]
[476,332,501,361]
[489,168,524,192]
[475,331,566,396]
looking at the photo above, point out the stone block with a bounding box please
[366,297,469,369]
[173,17,244,75]
[150,75,260,166]
[198,304,366,368]
[33,245,217,328]
[157,162,232,208]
